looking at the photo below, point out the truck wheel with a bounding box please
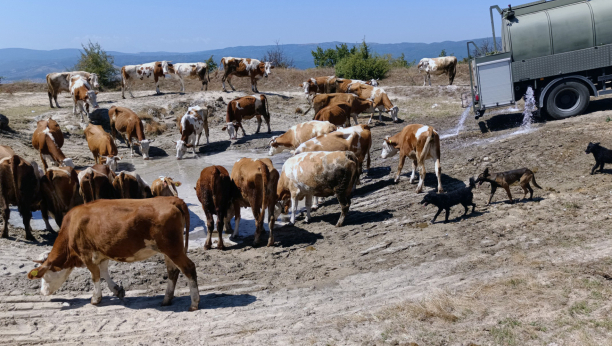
[545,81,590,120]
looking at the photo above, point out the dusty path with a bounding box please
[2,87,612,345]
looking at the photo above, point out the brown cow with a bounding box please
[195,165,237,250]
[0,145,15,160]
[69,75,99,122]
[222,95,271,140]
[346,84,399,124]
[151,176,182,197]
[268,121,337,156]
[417,57,458,86]
[84,124,121,172]
[314,102,372,127]
[39,166,83,232]
[109,106,151,160]
[0,155,40,241]
[381,124,443,193]
[310,93,374,125]
[32,118,74,172]
[226,158,279,247]
[112,171,152,199]
[220,57,274,93]
[121,61,172,98]
[27,197,199,311]
[334,78,379,93]
[77,166,116,203]
[46,71,99,108]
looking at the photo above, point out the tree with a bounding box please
[335,40,390,80]
[205,55,217,72]
[311,43,356,67]
[386,53,415,68]
[439,49,447,57]
[471,38,502,57]
[261,40,295,68]
[70,41,118,89]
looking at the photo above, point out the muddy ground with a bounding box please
[1,74,612,345]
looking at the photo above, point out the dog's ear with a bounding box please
[483,167,489,175]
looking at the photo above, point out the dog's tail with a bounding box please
[531,173,542,189]
[468,177,476,189]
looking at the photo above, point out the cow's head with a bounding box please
[262,62,274,78]
[61,158,75,168]
[140,139,151,160]
[268,136,285,156]
[175,139,193,159]
[273,198,290,221]
[368,79,379,87]
[417,59,429,72]
[162,177,181,196]
[161,61,172,74]
[389,106,399,122]
[89,73,100,88]
[381,136,399,159]
[86,89,100,110]
[103,155,121,172]
[222,122,238,140]
[301,79,316,94]
[28,251,74,296]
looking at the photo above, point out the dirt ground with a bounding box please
[2,71,612,346]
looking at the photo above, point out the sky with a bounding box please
[0,0,504,52]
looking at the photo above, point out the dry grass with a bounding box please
[0,81,47,94]
[1,105,49,130]
[145,120,167,135]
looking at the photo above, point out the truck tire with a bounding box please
[545,81,590,120]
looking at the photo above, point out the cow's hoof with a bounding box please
[116,286,125,299]
[217,243,225,251]
[267,130,271,134]
[188,305,199,312]
[91,296,102,305]
[1,232,8,239]
[304,217,310,223]
[161,298,172,306]
[25,235,36,242]
[393,178,400,184]
[203,244,212,250]
[229,235,239,242]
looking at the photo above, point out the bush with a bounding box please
[70,41,118,89]
[311,43,356,68]
[261,40,295,68]
[334,41,390,80]
[385,53,415,69]
[205,55,218,72]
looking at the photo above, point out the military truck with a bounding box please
[468,0,612,120]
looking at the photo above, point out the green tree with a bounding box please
[335,40,390,80]
[385,53,415,68]
[311,43,356,67]
[439,49,447,57]
[70,41,118,89]
[205,55,217,72]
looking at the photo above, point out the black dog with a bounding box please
[420,178,476,223]
[585,142,612,175]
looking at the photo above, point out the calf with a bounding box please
[77,165,116,203]
[275,151,359,227]
[170,62,210,92]
[220,57,274,93]
[32,118,74,172]
[151,176,182,197]
[176,106,210,159]
[112,171,152,199]
[346,83,399,123]
[310,93,373,124]
[46,71,99,108]
[585,142,612,175]
[227,158,279,247]
[121,61,172,98]
[268,121,337,156]
[195,165,237,250]
[109,106,151,160]
[70,75,99,122]
[381,124,443,193]
[84,124,121,171]
[0,155,40,241]
[222,95,271,140]
[417,57,458,86]
[39,166,83,231]
[27,197,199,311]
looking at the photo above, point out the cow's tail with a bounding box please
[46,74,54,100]
[177,199,191,254]
[419,129,435,165]
[219,58,225,70]
[337,152,359,195]
[121,66,128,87]
[257,161,270,226]
[264,94,270,118]
[449,58,457,85]
[10,155,22,205]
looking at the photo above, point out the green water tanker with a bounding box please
[469,0,612,119]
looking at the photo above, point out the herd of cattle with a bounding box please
[1,55,461,311]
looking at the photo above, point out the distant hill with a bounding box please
[0,39,493,82]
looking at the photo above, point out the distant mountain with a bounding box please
[0,39,493,82]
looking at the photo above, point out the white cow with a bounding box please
[46,72,99,108]
[69,75,99,122]
[121,61,172,98]
[417,57,458,86]
[170,62,210,92]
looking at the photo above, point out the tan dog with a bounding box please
[476,168,542,204]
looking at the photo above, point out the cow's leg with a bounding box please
[195,132,201,146]
[180,77,185,93]
[162,255,179,306]
[227,75,236,91]
[17,199,35,241]
[216,209,226,250]
[416,162,427,193]
[222,73,229,92]
[289,194,298,225]
[54,93,61,108]
[428,74,432,87]
[304,195,312,223]
[0,197,9,238]
[155,76,161,95]
[39,152,48,173]
[394,154,407,183]
[230,202,240,241]
[164,253,199,311]
[423,74,427,87]
[267,202,276,247]
[352,114,359,126]
[250,195,264,245]
[203,209,215,250]
[435,157,443,193]
[311,197,320,211]
[129,81,135,98]
[40,201,54,233]
[255,115,262,134]
[204,119,210,144]
[99,260,124,298]
[378,109,383,122]
[84,262,103,305]
[335,192,351,227]
[368,112,375,125]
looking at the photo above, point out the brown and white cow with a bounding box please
[311,93,374,125]
[334,78,379,93]
[121,61,172,98]
[176,106,210,159]
[275,151,358,227]
[46,71,99,108]
[109,106,151,160]
[300,76,336,102]
[195,165,238,250]
[84,124,121,171]
[381,124,443,193]
[295,124,372,181]
[32,118,74,172]
[69,75,99,122]
[268,121,337,156]
[151,176,182,197]
[346,84,399,124]
[170,62,210,92]
[27,197,199,311]
[220,57,274,93]
[222,95,271,140]
[0,145,15,160]
[417,56,458,86]
[112,171,152,199]
[226,158,279,247]
[0,155,41,241]
[39,166,83,232]
[77,166,116,203]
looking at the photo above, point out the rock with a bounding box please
[0,113,8,130]
[65,125,79,132]
[480,238,496,247]
[483,156,489,161]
